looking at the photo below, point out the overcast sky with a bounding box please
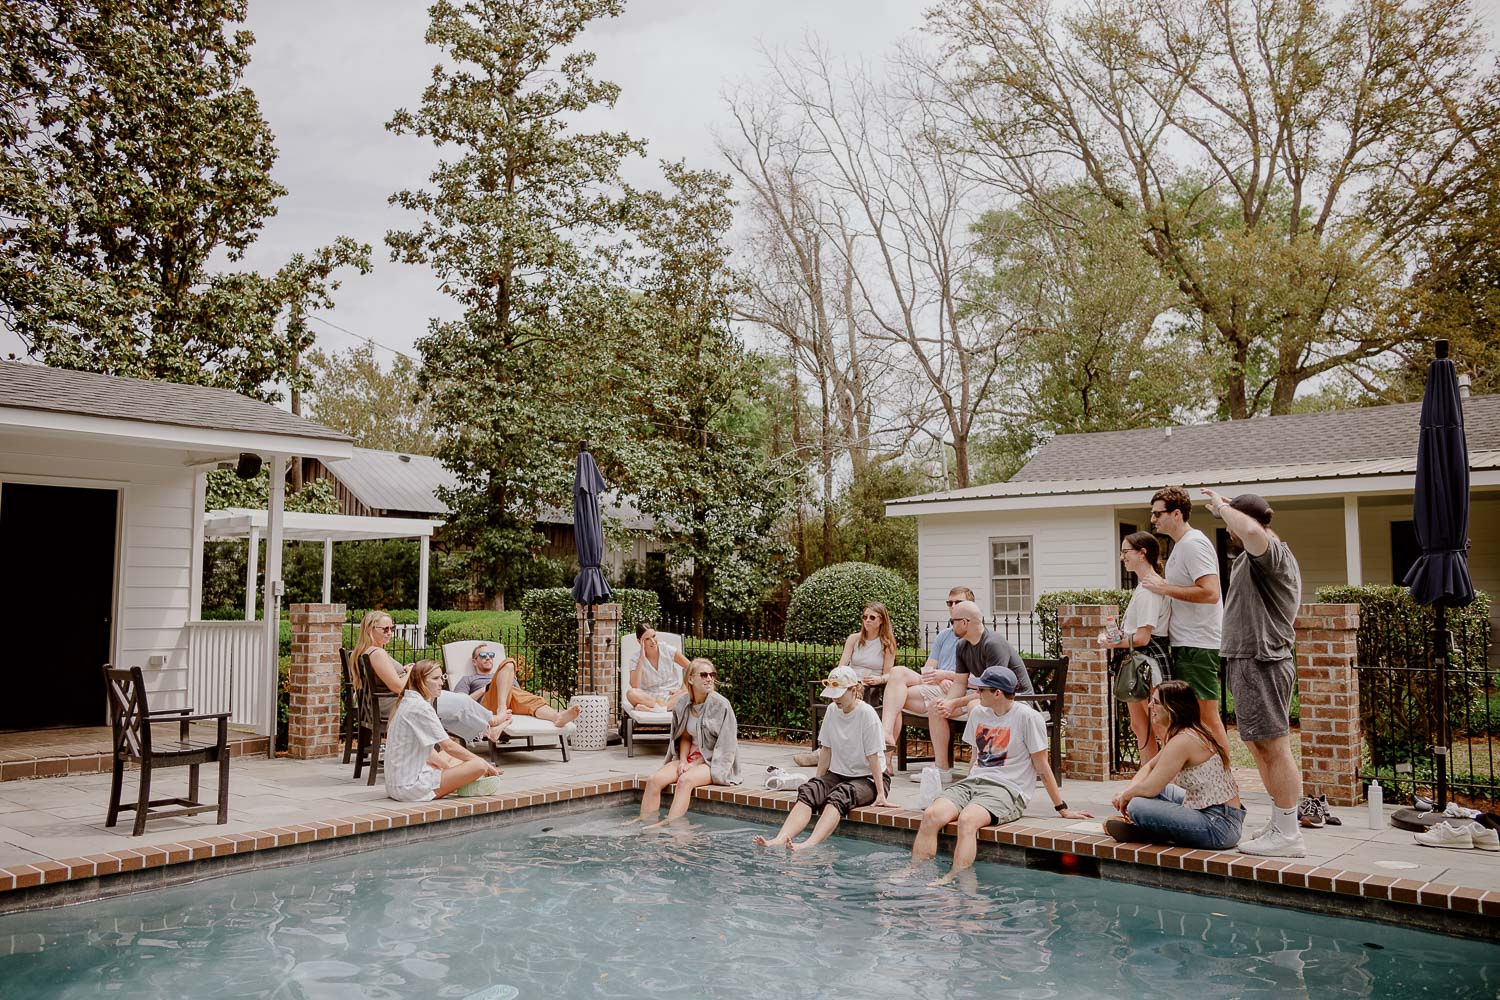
[4,0,1498,370]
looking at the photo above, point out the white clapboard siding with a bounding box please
[185,620,271,731]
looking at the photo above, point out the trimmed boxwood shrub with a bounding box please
[678,636,843,740]
[784,562,918,647]
[518,588,662,703]
[1034,589,1132,658]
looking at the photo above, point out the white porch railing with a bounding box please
[185,620,272,734]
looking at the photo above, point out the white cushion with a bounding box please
[442,639,506,691]
[618,631,685,714]
[502,714,576,738]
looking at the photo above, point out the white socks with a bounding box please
[1272,804,1299,838]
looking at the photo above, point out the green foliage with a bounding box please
[433,616,517,646]
[201,538,464,615]
[1316,584,1493,758]
[1034,589,1133,658]
[678,637,843,740]
[386,0,644,606]
[784,562,918,647]
[518,587,661,702]
[204,469,340,514]
[0,1,370,399]
[304,343,439,453]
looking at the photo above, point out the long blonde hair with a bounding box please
[861,602,897,655]
[350,610,392,691]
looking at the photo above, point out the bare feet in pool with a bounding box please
[752,833,788,848]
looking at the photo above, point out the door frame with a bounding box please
[0,472,126,724]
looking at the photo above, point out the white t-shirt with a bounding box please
[961,702,1048,801]
[1163,527,1222,648]
[385,691,448,800]
[818,698,886,777]
[1122,585,1171,641]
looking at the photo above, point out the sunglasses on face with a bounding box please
[377,625,396,633]
[862,614,881,621]
[945,599,961,606]
[476,652,495,660]
[1149,509,1167,519]
[696,672,717,681]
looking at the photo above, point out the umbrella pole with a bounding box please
[1434,605,1450,810]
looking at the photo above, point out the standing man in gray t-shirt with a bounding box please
[1140,486,1228,751]
[1204,489,1306,859]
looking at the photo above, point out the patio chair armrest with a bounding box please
[148,711,231,724]
[142,707,193,717]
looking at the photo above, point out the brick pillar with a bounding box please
[1296,602,1362,807]
[578,603,621,726]
[1057,604,1114,781]
[286,603,346,760]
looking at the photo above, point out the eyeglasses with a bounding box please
[944,599,961,606]
[1120,547,1135,555]
[476,652,496,660]
[948,618,963,625]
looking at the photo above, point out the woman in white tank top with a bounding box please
[839,602,896,685]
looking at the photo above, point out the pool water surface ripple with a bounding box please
[1,807,1496,998]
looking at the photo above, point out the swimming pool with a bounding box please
[2,807,1496,998]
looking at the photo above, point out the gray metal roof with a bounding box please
[1011,394,1500,482]
[324,447,458,515]
[0,360,350,443]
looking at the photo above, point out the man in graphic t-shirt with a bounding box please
[910,666,1090,880]
[1141,486,1228,750]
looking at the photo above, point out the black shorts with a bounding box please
[796,770,891,817]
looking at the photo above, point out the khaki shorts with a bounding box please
[910,682,952,708]
[480,682,549,716]
[939,777,1025,825]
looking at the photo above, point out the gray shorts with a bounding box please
[938,777,1026,825]
[1224,656,1295,742]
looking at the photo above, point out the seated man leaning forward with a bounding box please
[911,666,1091,880]
[755,666,891,851]
[457,642,581,731]
[880,585,974,747]
[918,600,1033,785]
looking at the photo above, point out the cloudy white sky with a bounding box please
[4,0,1498,371]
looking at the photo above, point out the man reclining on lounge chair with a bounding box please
[456,643,580,730]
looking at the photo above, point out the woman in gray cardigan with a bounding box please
[637,658,740,824]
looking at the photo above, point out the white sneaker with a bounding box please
[1415,820,1499,851]
[1238,828,1308,858]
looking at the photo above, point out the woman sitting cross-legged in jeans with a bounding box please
[754,666,891,851]
[1105,680,1246,850]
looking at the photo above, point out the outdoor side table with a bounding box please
[567,694,610,751]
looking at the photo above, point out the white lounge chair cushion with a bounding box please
[501,714,576,739]
[618,631,685,723]
[624,706,673,726]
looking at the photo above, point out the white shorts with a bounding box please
[910,682,961,710]
[387,766,442,802]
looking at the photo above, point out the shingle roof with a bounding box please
[0,360,350,443]
[1011,395,1500,482]
[324,447,458,515]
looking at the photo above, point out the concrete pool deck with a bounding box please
[0,740,1497,935]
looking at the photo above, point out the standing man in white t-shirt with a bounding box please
[754,666,890,851]
[1141,486,1229,751]
[909,666,1091,881]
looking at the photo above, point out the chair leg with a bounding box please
[625,718,634,758]
[353,729,366,780]
[187,762,200,806]
[106,759,124,828]
[217,749,230,824]
[559,734,569,763]
[133,761,152,837]
[896,728,907,772]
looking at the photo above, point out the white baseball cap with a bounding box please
[820,665,862,699]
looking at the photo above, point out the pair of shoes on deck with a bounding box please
[1297,794,1341,828]
[1414,821,1500,851]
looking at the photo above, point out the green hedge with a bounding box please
[679,636,845,739]
[1034,589,1132,657]
[784,562,918,647]
[518,588,662,704]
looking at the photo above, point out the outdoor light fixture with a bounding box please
[235,452,263,480]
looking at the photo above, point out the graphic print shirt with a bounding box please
[960,702,1049,801]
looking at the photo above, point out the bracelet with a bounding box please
[1054,801,1068,813]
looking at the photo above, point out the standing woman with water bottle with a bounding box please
[1102,532,1172,763]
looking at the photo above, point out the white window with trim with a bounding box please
[989,537,1033,614]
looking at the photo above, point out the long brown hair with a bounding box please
[350,611,392,692]
[861,602,897,655]
[1123,531,1165,576]
[400,659,444,703]
[1156,680,1229,769]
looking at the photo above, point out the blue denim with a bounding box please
[1125,784,1245,850]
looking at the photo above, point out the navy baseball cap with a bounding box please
[974,665,1018,694]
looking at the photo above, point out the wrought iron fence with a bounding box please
[1355,607,1497,806]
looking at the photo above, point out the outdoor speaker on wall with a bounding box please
[235,453,262,480]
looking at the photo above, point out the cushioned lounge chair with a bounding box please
[441,640,574,761]
[618,631,683,757]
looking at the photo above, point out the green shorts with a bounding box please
[939,777,1025,825]
[1171,646,1222,702]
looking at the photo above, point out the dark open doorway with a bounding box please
[0,482,117,730]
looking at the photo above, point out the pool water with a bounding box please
[2,808,1497,998]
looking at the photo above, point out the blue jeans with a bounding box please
[1126,784,1245,850]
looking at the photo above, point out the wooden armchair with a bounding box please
[350,653,392,785]
[339,648,357,764]
[895,657,1070,782]
[104,665,230,837]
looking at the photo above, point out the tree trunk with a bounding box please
[691,562,707,639]
[951,434,969,490]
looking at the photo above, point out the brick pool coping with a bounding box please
[1,776,1495,933]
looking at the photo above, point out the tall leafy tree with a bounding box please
[0,0,369,400]
[615,163,798,632]
[305,343,440,454]
[386,0,644,606]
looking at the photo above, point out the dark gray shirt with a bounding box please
[954,628,1033,695]
[1221,537,1302,660]
[453,673,492,696]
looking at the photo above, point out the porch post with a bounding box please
[322,538,333,604]
[244,526,259,620]
[1296,603,1363,806]
[264,455,286,756]
[418,533,430,648]
[1343,495,1362,586]
[1056,604,1114,781]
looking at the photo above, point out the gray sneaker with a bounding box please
[1297,795,1327,829]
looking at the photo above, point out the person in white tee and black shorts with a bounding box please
[754,666,891,851]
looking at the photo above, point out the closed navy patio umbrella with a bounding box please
[1403,340,1474,809]
[571,448,613,612]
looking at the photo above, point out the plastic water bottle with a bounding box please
[1367,780,1383,829]
[1104,615,1123,644]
